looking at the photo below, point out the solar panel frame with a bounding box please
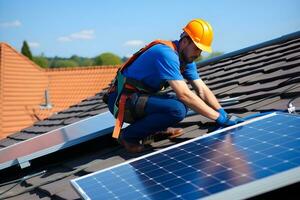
[71,112,300,200]
[0,111,117,170]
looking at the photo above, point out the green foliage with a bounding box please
[205,51,223,59]
[21,40,33,60]
[94,52,122,66]
[196,51,223,62]
[70,55,94,66]
[80,59,94,66]
[194,55,203,62]
[33,56,49,68]
[49,58,79,68]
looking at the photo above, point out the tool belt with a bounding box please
[105,87,149,123]
[104,71,153,139]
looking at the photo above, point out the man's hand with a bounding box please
[216,112,244,127]
[218,108,228,118]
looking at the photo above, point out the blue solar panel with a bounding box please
[71,113,300,200]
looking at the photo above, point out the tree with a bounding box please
[80,59,94,66]
[94,52,122,66]
[21,40,33,60]
[205,51,223,59]
[195,51,223,62]
[50,60,79,68]
[33,55,49,68]
[70,55,81,63]
[70,55,94,66]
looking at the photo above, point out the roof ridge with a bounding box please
[197,30,300,67]
[45,65,120,72]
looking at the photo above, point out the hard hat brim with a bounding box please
[193,41,212,53]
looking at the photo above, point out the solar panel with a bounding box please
[71,112,300,200]
[0,111,116,170]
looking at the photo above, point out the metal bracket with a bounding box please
[17,158,31,169]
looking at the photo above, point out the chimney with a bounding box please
[40,89,52,109]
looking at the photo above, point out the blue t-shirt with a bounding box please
[123,40,200,92]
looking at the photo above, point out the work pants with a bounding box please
[108,92,187,144]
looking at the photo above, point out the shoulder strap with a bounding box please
[120,40,177,73]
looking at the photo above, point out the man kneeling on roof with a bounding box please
[104,18,243,153]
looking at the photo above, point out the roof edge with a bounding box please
[197,30,300,67]
[45,65,120,72]
[0,42,46,72]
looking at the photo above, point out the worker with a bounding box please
[105,19,243,153]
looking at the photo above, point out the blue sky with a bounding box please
[0,0,299,58]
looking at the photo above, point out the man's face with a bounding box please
[180,38,202,64]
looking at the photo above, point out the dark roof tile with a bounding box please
[77,107,108,117]
[76,98,100,106]
[83,156,125,173]
[245,96,282,111]
[222,79,290,97]
[63,117,82,125]
[286,51,300,60]
[21,124,66,134]
[280,85,300,98]
[263,60,288,72]
[7,132,38,141]
[245,67,300,85]
[255,99,291,111]
[213,84,239,96]
[0,182,31,199]
[62,104,98,113]
[34,119,65,126]
[38,175,79,198]
[0,138,20,147]
[5,192,51,200]
[47,112,82,120]
[53,187,81,200]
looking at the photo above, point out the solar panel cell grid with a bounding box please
[72,113,300,200]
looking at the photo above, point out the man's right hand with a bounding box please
[216,113,244,127]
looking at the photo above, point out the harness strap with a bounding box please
[112,94,127,139]
[113,71,125,117]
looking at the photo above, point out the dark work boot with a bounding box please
[118,138,145,153]
[158,127,184,139]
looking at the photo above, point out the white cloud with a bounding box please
[57,36,72,42]
[58,29,95,42]
[125,54,133,58]
[0,20,21,28]
[28,42,40,48]
[124,40,145,47]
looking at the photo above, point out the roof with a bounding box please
[1,31,300,199]
[0,42,119,139]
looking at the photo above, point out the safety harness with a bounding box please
[105,40,178,139]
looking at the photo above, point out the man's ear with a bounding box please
[181,37,190,48]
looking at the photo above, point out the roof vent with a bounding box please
[40,89,52,109]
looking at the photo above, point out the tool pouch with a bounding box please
[124,93,149,123]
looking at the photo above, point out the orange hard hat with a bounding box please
[183,19,213,53]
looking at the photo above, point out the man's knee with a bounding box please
[170,101,187,122]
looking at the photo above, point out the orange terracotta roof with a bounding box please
[0,43,119,139]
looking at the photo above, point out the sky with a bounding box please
[0,0,299,58]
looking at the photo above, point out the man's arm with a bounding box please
[189,79,221,111]
[168,80,220,120]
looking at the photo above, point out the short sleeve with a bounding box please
[153,45,184,81]
[182,62,200,80]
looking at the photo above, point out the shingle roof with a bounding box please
[0,31,300,199]
[0,43,119,139]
